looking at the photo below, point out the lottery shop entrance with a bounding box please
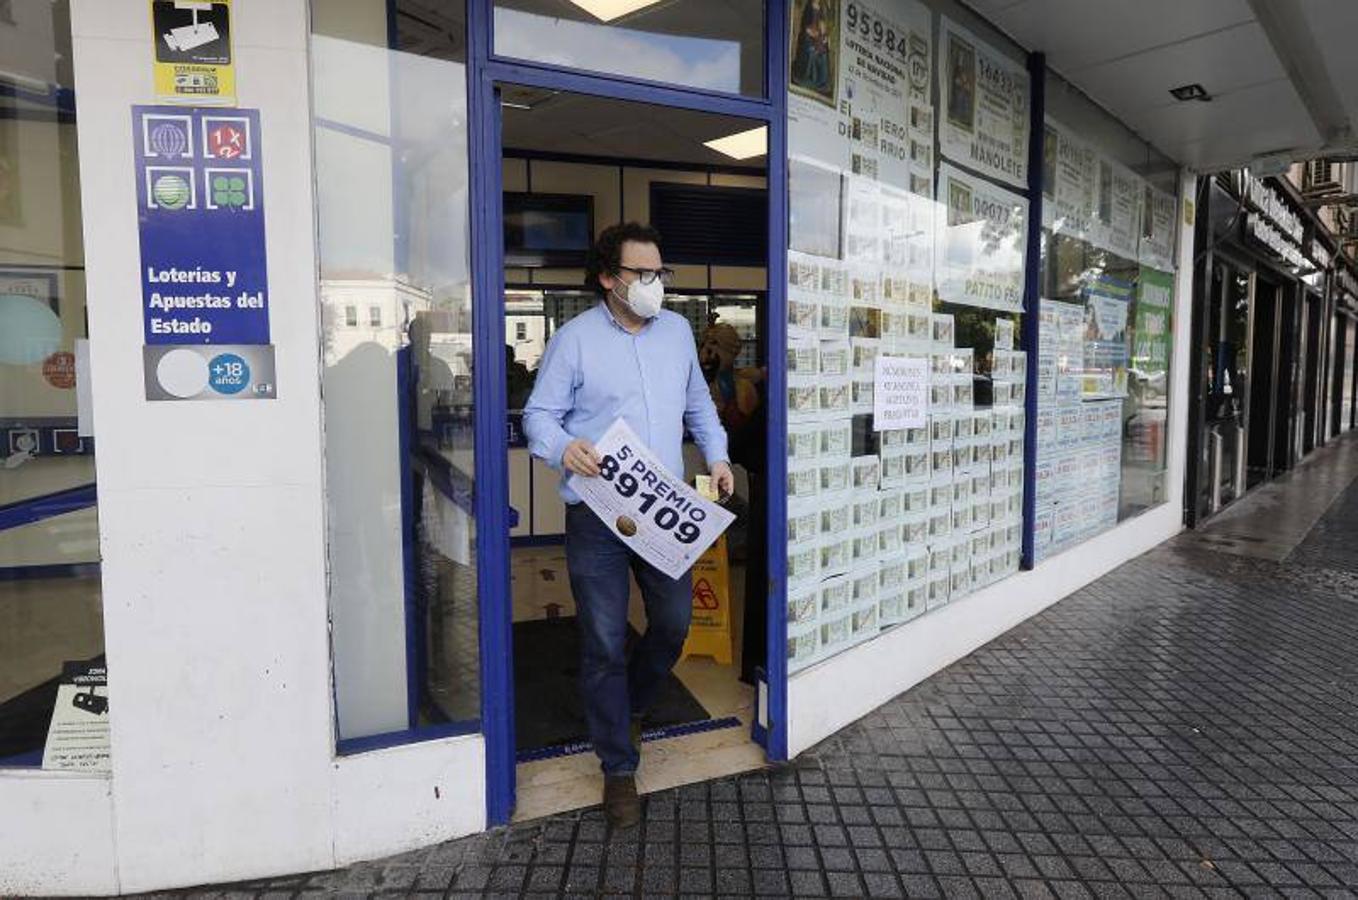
[493,87,775,821]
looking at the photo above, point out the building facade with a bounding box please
[12,0,1356,894]
[1185,163,1358,524]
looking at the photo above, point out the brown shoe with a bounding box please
[603,775,641,829]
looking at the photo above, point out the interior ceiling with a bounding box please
[496,0,761,43]
[965,0,1358,172]
[500,89,766,169]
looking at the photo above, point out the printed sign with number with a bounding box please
[570,419,736,581]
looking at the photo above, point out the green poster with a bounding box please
[1133,267,1173,378]
[0,117,17,225]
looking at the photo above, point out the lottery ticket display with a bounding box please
[785,0,1030,675]
[787,302,1027,673]
[1034,293,1135,560]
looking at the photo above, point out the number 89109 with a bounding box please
[597,453,703,544]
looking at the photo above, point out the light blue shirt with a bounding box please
[523,303,729,504]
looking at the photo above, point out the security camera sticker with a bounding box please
[152,1,232,65]
[150,0,235,103]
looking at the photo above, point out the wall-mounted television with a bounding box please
[503,192,594,268]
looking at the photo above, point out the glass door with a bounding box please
[1302,290,1322,456]
[1247,277,1279,488]
[1329,314,1347,439]
[466,0,786,824]
[1274,285,1300,472]
[1201,261,1250,515]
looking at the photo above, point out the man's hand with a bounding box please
[711,461,735,501]
[563,438,602,477]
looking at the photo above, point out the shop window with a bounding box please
[784,1,1029,672]
[1328,314,1346,438]
[493,0,766,98]
[310,0,478,745]
[0,0,108,771]
[1345,318,1356,431]
[1033,74,1179,561]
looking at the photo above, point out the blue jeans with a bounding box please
[565,502,693,776]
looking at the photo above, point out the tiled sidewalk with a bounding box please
[184,440,1358,899]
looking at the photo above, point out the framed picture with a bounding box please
[789,0,840,109]
[946,33,976,133]
[1042,126,1059,200]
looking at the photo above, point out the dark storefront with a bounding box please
[1187,171,1350,525]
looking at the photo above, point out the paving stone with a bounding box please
[825,870,865,896]
[751,867,790,895]
[638,864,674,893]
[788,869,827,896]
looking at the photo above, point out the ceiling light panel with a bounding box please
[567,0,664,23]
[703,125,768,160]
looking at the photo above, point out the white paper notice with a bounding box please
[938,17,1030,190]
[75,338,94,438]
[936,163,1028,312]
[995,318,1015,352]
[42,661,110,774]
[873,355,929,430]
[570,419,736,580]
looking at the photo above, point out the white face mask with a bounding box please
[613,275,665,319]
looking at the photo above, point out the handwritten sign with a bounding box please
[873,355,928,430]
[570,419,736,580]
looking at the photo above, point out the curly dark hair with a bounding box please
[585,222,663,297]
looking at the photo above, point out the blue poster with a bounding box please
[133,105,268,345]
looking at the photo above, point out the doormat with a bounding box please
[517,715,744,764]
[513,616,728,760]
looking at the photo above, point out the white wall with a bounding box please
[0,774,116,896]
[788,170,1199,756]
[0,3,487,895]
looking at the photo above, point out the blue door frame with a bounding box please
[466,0,791,826]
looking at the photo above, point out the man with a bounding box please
[697,320,769,686]
[504,344,534,410]
[698,320,763,442]
[523,222,734,828]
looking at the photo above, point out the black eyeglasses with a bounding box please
[616,265,675,286]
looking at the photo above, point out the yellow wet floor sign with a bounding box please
[683,534,733,663]
[683,475,733,664]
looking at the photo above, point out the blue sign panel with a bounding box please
[133,105,268,345]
